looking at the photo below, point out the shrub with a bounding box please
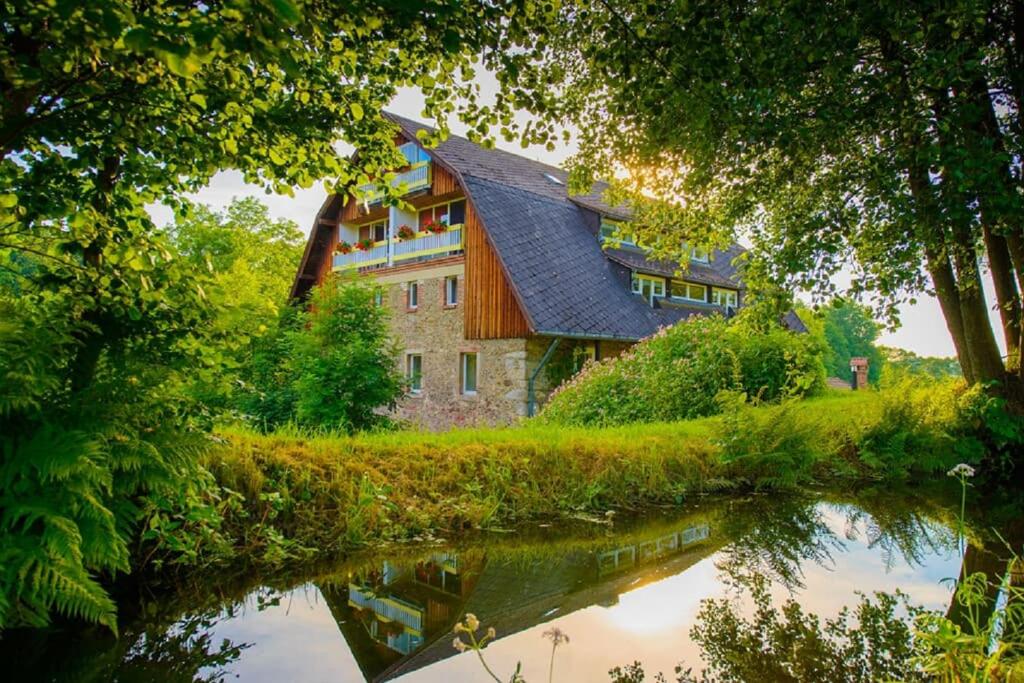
[289,276,404,432]
[540,314,825,427]
[727,320,827,401]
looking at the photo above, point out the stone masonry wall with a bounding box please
[377,260,532,430]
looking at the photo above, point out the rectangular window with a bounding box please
[632,273,666,304]
[690,247,710,263]
[418,200,467,229]
[712,288,738,308]
[361,219,388,243]
[670,280,707,302]
[407,282,418,309]
[445,276,458,306]
[406,354,423,394]
[460,352,478,395]
[600,219,634,245]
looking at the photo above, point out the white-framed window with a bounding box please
[631,273,666,305]
[444,276,458,306]
[600,219,635,246]
[373,286,384,307]
[690,246,710,263]
[460,352,478,395]
[407,281,419,309]
[361,219,388,243]
[406,353,423,394]
[712,288,738,308]
[682,242,710,263]
[671,280,708,302]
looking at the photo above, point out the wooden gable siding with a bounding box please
[431,163,459,196]
[315,220,339,285]
[464,203,531,339]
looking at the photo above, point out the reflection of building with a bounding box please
[320,521,717,682]
[324,554,482,680]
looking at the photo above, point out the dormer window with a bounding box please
[631,273,665,305]
[687,244,710,263]
[671,280,707,302]
[712,288,738,308]
[600,219,635,247]
[543,172,564,186]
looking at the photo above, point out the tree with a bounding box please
[819,300,884,384]
[474,0,1024,409]
[0,0,555,630]
[289,276,404,432]
[167,198,305,409]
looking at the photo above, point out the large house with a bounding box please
[290,113,754,429]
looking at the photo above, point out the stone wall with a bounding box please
[373,259,641,429]
[376,259,531,430]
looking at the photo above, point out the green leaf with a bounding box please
[0,194,18,208]
[270,0,302,24]
[189,93,207,109]
[349,102,364,121]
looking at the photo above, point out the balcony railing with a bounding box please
[348,584,424,632]
[333,223,464,271]
[356,161,431,203]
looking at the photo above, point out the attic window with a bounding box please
[543,172,564,186]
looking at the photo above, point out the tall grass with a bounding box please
[204,383,978,562]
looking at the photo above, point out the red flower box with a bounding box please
[337,241,353,254]
[423,220,448,235]
[355,238,374,251]
[397,225,416,240]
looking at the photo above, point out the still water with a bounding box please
[6,485,1020,682]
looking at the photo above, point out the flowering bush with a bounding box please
[355,237,374,251]
[540,314,826,427]
[337,241,353,254]
[396,224,416,240]
[423,219,447,234]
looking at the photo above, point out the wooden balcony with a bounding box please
[333,223,464,271]
[356,161,431,204]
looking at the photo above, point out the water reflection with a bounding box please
[5,485,1012,683]
[323,521,714,681]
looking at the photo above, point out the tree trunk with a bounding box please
[951,241,1009,384]
[924,244,976,384]
[981,226,1022,366]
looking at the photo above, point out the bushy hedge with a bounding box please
[540,314,826,427]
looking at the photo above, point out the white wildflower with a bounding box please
[947,463,976,478]
[452,637,468,653]
[486,626,496,640]
[465,613,480,632]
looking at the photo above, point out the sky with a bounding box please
[148,85,993,360]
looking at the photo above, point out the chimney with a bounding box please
[849,357,869,390]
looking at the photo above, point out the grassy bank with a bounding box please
[202,381,980,561]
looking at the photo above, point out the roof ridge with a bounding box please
[384,111,572,176]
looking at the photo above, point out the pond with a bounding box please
[5,484,1021,682]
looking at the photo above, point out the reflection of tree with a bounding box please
[6,600,254,682]
[121,611,251,682]
[837,486,959,570]
[713,495,841,592]
[610,576,919,683]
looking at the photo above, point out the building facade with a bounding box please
[291,114,753,430]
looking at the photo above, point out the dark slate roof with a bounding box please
[464,176,665,339]
[385,113,750,341]
[604,245,746,290]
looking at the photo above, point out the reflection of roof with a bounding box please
[374,524,722,682]
[385,113,747,342]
